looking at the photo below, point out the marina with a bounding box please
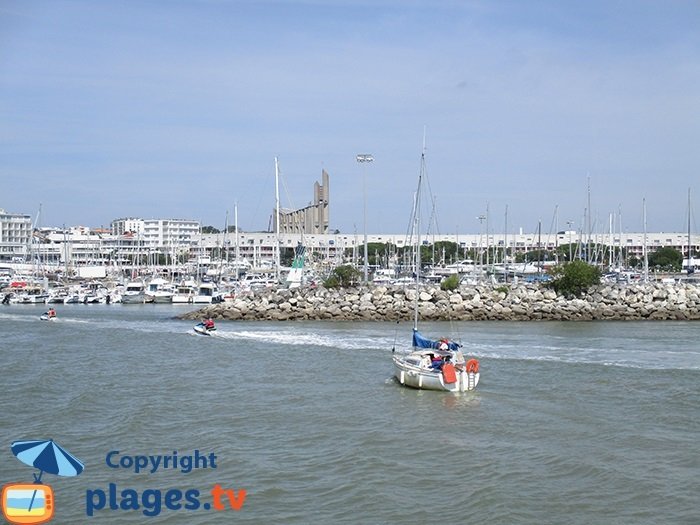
[0,305,697,523]
[2,1,699,523]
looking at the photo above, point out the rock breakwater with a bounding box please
[180,282,700,321]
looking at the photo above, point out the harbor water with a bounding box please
[0,304,698,524]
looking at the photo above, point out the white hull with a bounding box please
[17,294,49,304]
[393,353,479,392]
[121,292,146,304]
[193,323,215,336]
[151,293,174,303]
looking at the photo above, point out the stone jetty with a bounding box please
[180,282,700,321]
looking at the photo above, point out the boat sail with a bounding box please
[392,143,480,392]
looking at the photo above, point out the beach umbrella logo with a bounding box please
[2,439,84,525]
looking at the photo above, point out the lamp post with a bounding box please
[477,215,486,280]
[566,220,574,261]
[356,154,373,282]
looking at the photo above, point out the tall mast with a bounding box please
[413,142,425,331]
[274,157,281,280]
[587,175,592,263]
[688,188,693,274]
[235,202,240,280]
[537,219,542,275]
[504,204,508,282]
[643,198,648,283]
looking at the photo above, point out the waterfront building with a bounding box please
[0,208,32,262]
[197,230,699,271]
[111,218,200,248]
[274,170,330,235]
[3,211,698,276]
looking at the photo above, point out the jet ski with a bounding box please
[194,322,216,336]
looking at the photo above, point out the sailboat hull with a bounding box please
[393,353,479,392]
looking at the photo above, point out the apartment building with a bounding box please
[0,208,32,261]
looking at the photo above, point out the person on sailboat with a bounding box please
[430,354,444,370]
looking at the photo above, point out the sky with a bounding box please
[1,0,699,235]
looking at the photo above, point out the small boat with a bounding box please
[393,330,480,392]
[391,143,480,393]
[172,280,197,304]
[121,280,147,304]
[146,277,174,303]
[193,322,216,336]
[192,281,223,304]
[40,312,57,321]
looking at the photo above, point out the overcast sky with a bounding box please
[1,0,698,235]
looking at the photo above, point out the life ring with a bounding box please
[465,359,479,374]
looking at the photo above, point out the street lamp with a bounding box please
[566,220,574,261]
[356,154,373,282]
[477,215,486,280]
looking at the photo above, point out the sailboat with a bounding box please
[286,243,306,289]
[392,144,480,392]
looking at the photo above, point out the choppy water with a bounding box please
[1,304,698,524]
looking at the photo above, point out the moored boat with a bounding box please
[121,280,147,304]
[172,280,197,304]
[145,277,174,303]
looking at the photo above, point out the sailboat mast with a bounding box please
[413,146,426,331]
[274,157,281,281]
[235,202,240,280]
[537,219,542,276]
[688,188,693,273]
[643,198,648,283]
[504,204,508,283]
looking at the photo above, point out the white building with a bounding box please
[111,218,200,248]
[0,208,32,262]
[110,217,145,237]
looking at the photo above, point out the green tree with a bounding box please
[323,265,362,288]
[516,249,555,264]
[201,225,220,234]
[440,274,459,291]
[548,260,602,297]
[430,241,459,264]
[648,247,683,270]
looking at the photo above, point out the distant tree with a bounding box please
[323,265,362,288]
[201,226,220,234]
[430,241,459,264]
[547,260,602,297]
[556,243,577,262]
[648,247,683,270]
[440,274,459,291]
[280,247,295,267]
[367,242,394,266]
[516,249,555,264]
